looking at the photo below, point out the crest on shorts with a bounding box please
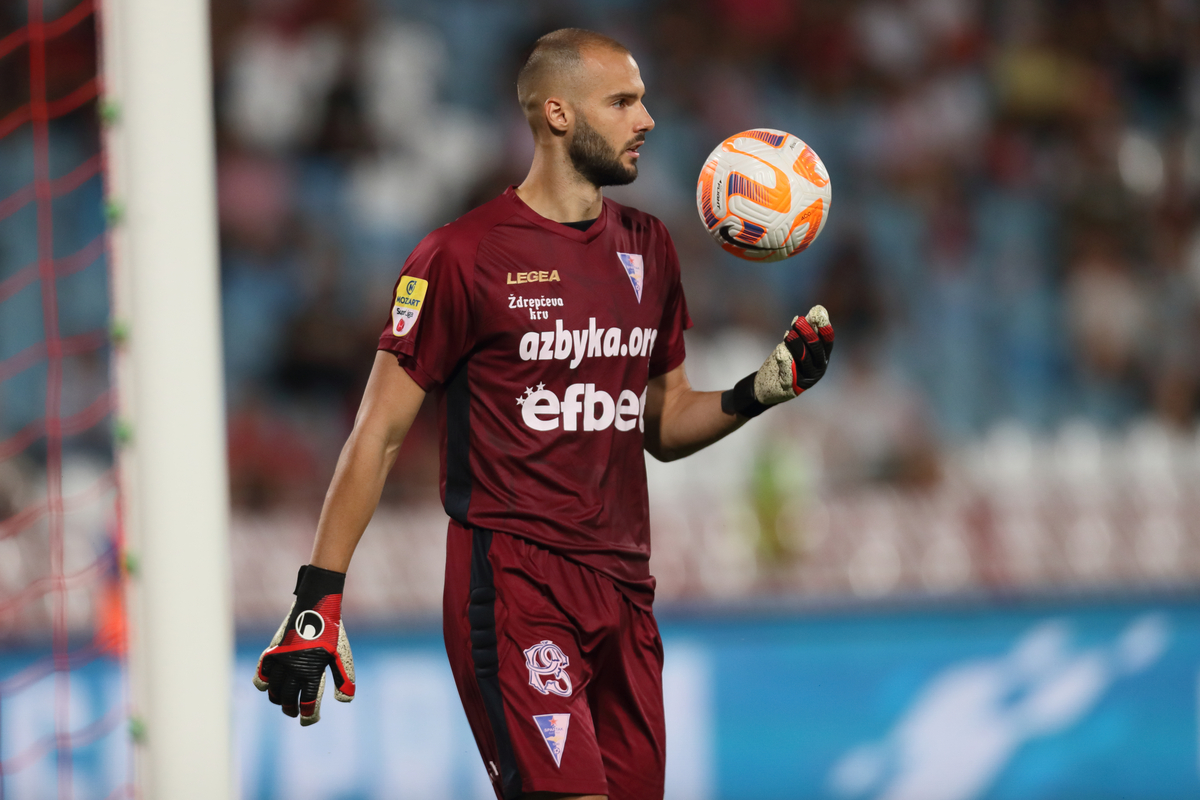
[617,253,644,303]
[524,639,573,697]
[533,713,571,768]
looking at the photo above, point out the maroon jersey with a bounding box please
[377,187,691,602]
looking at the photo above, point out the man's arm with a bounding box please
[310,350,427,572]
[254,350,425,724]
[643,306,834,462]
[643,364,745,462]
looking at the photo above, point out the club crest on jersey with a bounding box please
[617,253,644,303]
[533,714,571,767]
[524,640,573,697]
[392,277,428,337]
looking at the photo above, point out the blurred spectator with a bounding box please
[224,20,347,153]
[1064,231,1150,426]
[226,393,321,512]
[218,188,305,403]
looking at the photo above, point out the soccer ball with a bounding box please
[696,128,831,262]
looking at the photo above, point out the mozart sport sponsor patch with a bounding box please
[392,277,428,337]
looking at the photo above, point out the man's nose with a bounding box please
[637,104,655,133]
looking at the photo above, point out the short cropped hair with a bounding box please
[516,28,630,116]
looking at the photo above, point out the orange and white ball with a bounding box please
[696,128,832,262]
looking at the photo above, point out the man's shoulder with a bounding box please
[603,197,670,239]
[417,193,521,261]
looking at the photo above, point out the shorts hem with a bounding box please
[516,777,608,797]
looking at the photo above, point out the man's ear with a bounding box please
[544,97,571,137]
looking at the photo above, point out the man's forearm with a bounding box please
[306,351,425,573]
[644,309,833,463]
[309,427,402,573]
[646,388,746,462]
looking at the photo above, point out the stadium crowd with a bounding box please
[3,0,1200,627]
[203,0,1200,617]
[209,0,1200,509]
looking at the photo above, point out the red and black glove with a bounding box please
[721,305,835,418]
[253,565,355,725]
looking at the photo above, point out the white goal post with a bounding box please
[98,0,234,797]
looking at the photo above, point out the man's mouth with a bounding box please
[625,140,645,158]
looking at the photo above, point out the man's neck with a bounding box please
[515,150,603,223]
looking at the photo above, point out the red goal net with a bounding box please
[0,0,132,796]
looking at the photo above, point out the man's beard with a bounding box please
[568,113,641,188]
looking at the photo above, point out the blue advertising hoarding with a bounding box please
[2,596,1197,799]
[692,600,1195,800]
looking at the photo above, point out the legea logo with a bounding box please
[517,383,646,433]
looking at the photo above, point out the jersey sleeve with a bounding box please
[377,232,476,390]
[648,222,693,378]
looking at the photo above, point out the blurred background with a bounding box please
[4,0,1200,797]
[205,0,1200,615]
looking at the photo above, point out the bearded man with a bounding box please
[253,27,834,800]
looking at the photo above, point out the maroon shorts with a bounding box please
[443,522,666,800]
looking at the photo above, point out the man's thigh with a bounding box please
[590,598,666,800]
[444,525,612,799]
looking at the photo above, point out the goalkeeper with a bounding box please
[254,27,834,800]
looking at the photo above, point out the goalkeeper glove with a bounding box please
[721,305,834,419]
[253,564,355,725]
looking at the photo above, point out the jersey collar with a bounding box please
[504,186,610,244]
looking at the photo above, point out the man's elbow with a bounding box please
[644,441,683,463]
[346,414,406,464]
